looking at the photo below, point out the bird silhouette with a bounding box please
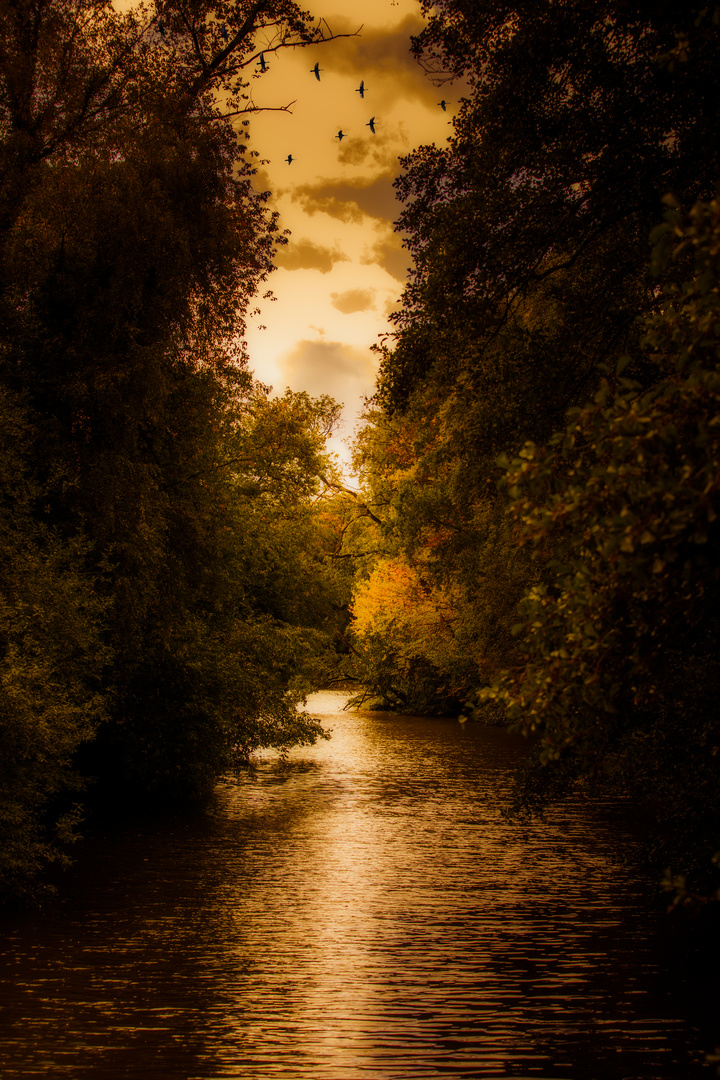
[311,62,322,81]
[335,129,346,141]
[438,100,449,111]
[157,19,165,37]
[366,117,376,134]
[285,154,294,164]
[219,23,229,41]
[356,80,367,98]
[257,53,268,73]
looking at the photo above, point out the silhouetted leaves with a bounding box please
[350,0,720,888]
[0,0,342,900]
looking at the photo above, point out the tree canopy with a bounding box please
[0,0,349,902]
[345,0,720,893]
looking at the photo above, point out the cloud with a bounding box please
[330,288,377,314]
[336,137,380,169]
[336,127,404,170]
[278,339,377,405]
[313,16,442,107]
[274,238,351,274]
[361,228,412,282]
[292,172,401,224]
[290,188,365,223]
[383,295,403,317]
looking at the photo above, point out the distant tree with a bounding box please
[343,404,533,714]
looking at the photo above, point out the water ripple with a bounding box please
[0,692,712,1079]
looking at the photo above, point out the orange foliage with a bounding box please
[351,556,460,668]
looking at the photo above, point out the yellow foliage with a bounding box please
[351,556,461,669]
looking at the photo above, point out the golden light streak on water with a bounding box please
[0,692,714,1078]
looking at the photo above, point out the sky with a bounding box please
[239,0,457,468]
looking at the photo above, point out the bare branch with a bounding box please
[241,20,363,69]
[217,100,296,120]
[185,11,362,103]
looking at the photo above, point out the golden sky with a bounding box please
[241,0,456,467]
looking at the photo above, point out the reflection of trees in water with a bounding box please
[0,703,710,1077]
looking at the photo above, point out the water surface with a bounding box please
[0,691,714,1078]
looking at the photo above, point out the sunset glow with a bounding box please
[242,0,455,464]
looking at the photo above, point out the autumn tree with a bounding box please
[346,404,532,714]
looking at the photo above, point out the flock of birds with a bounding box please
[249,53,450,165]
[279,62,377,165]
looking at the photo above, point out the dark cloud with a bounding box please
[362,234,411,282]
[330,288,376,314]
[291,188,365,223]
[336,137,377,169]
[278,339,376,403]
[274,238,351,274]
[337,127,403,170]
[310,16,442,108]
[292,172,401,224]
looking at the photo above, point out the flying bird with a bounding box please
[366,116,376,134]
[257,53,268,73]
[356,80,367,98]
[438,100,449,111]
[285,154,294,164]
[335,129,346,141]
[311,62,322,81]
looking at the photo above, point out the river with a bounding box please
[0,691,715,1079]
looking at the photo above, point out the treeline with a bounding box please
[0,0,348,903]
[341,0,720,895]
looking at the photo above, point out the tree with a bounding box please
[347,1,720,885]
[0,0,351,897]
[480,197,720,891]
[0,385,108,902]
[351,0,720,692]
[386,0,720,410]
[342,403,533,714]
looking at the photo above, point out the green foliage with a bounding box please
[480,199,720,884]
[0,387,108,902]
[88,386,340,805]
[348,0,720,889]
[0,0,345,898]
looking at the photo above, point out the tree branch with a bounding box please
[185,11,362,104]
[216,100,296,120]
[317,473,384,527]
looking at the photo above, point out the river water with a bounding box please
[0,691,715,1079]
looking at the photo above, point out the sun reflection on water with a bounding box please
[0,691,709,1079]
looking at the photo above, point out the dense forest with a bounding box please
[0,0,352,902]
[339,1,720,901]
[2,0,720,909]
